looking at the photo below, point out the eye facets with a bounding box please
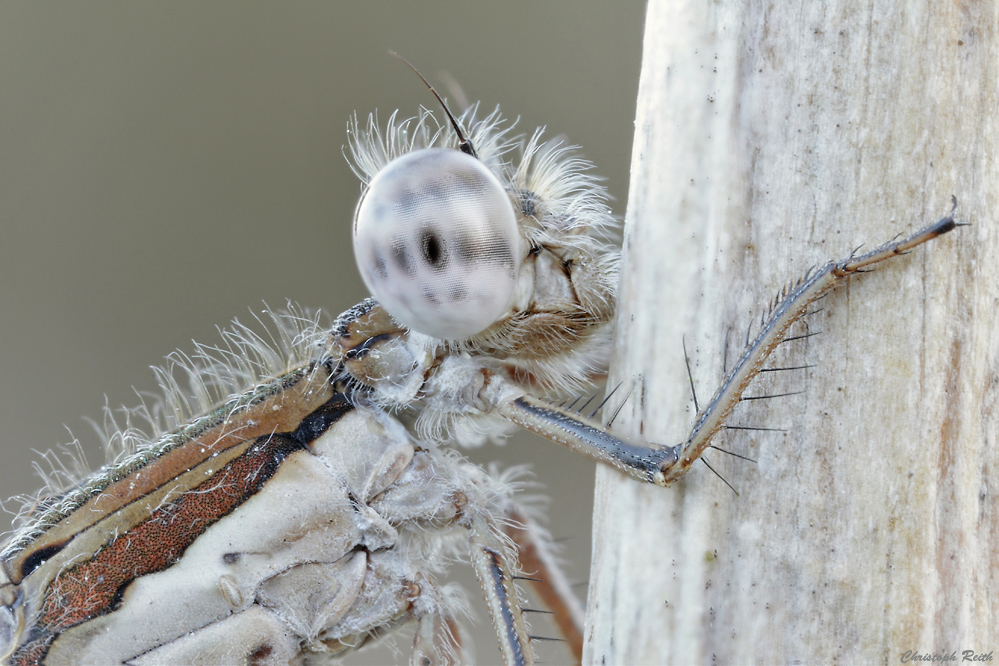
[353,149,521,340]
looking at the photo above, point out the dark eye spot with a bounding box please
[422,182,447,203]
[454,230,476,265]
[421,285,441,306]
[447,283,468,303]
[482,233,515,270]
[391,239,414,277]
[421,229,446,270]
[396,190,418,215]
[373,252,388,279]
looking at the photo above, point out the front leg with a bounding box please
[487,213,960,486]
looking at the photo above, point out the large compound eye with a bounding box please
[353,148,521,340]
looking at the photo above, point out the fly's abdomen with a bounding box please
[1,367,373,664]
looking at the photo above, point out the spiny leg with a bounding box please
[464,512,535,666]
[489,210,962,486]
[501,504,585,664]
[667,211,961,483]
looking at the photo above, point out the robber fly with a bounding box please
[0,65,960,665]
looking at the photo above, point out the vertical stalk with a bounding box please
[586,1,998,663]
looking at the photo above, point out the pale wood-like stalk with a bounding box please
[586,1,998,663]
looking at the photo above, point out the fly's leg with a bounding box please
[501,505,585,664]
[464,512,535,666]
[410,589,467,666]
[410,502,584,666]
[488,212,961,486]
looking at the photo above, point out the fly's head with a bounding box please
[347,106,619,395]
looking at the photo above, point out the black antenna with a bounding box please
[389,51,477,158]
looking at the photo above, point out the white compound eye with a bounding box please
[353,148,521,340]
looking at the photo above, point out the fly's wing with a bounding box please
[1,360,356,663]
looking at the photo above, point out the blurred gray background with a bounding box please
[0,3,644,663]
